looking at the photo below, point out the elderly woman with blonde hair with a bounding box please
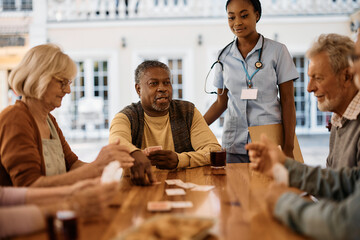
[0,43,134,187]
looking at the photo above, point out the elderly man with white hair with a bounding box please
[245,13,360,240]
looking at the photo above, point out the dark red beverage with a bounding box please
[210,150,226,169]
[57,211,78,240]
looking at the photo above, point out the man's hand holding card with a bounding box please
[143,146,163,156]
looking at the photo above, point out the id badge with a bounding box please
[241,88,258,100]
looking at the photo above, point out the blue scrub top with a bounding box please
[213,36,299,154]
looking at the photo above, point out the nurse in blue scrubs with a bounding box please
[204,0,299,163]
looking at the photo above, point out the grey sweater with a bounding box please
[274,159,360,240]
[327,114,360,169]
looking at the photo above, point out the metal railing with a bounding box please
[0,0,358,21]
[0,0,32,12]
[46,0,359,22]
[262,0,358,16]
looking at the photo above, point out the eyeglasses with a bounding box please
[53,75,73,90]
[348,54,360,67]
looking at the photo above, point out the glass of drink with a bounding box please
[210,148,226,169]
[56,210,78,240]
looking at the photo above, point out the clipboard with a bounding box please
[248,124,304,163]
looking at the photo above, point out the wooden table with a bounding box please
[15,164,308,240]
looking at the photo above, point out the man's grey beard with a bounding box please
[152,101,170,112]
[317,95,342,113]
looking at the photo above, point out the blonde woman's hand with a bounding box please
[92,139,134,171]
[69,182,119,221]
[68,178,100,196]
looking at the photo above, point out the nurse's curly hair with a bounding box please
[306,34,355,75]
[225,0,262,22]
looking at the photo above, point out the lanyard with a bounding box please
[241,49,261,88]
[241,35,264,88]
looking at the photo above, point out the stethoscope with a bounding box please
[204,34,265,95]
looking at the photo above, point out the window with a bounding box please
[293,56,309,128]
[3,0,16,11]
[70,61,86,130]
[0,35,25,47]
[142,57,185,100]
[93,61,109,128]
[21,0,32,10]
[2,0,32,11]
[65,60,109,139]
[168,59,183,99]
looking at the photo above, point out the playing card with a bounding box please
[112,168,123,182]
[147,201,172,211]
[165,179,184,185]
[165,188,186,196]
[101,161,122,183]
[170,201,193,208]
[175,181,198,189]
[143,146,163,156]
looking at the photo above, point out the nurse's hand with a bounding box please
[283,147,294,159]
[148,150,179,169]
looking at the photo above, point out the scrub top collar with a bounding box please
[229,35,264,61]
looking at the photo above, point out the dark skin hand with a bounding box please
[148,150,179,169]
[130,150,156,186]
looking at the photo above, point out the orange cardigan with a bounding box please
[0,101,78,186]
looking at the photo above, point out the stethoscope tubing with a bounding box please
[204,34,264,95]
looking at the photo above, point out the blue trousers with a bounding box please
[226,152,250,163]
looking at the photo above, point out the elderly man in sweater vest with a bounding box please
[110,60,221,185]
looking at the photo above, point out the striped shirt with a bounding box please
[331,91,360,128]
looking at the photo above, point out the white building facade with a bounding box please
[0,0,358,139]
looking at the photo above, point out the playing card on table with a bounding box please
[165,179,184,185]
[170,201,193,208]
[165,188,186,196]
[147,201,172,211]
[175,181,198,189]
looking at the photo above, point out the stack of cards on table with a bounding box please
[165,179,215,192]
[147,201,193,212]
[143,145,163,156]
[101,161,123,183]
[147,179,215,211]
[165,188,186,196]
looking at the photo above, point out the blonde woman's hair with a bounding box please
[306,34,354,75]
[8,43,77,99]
